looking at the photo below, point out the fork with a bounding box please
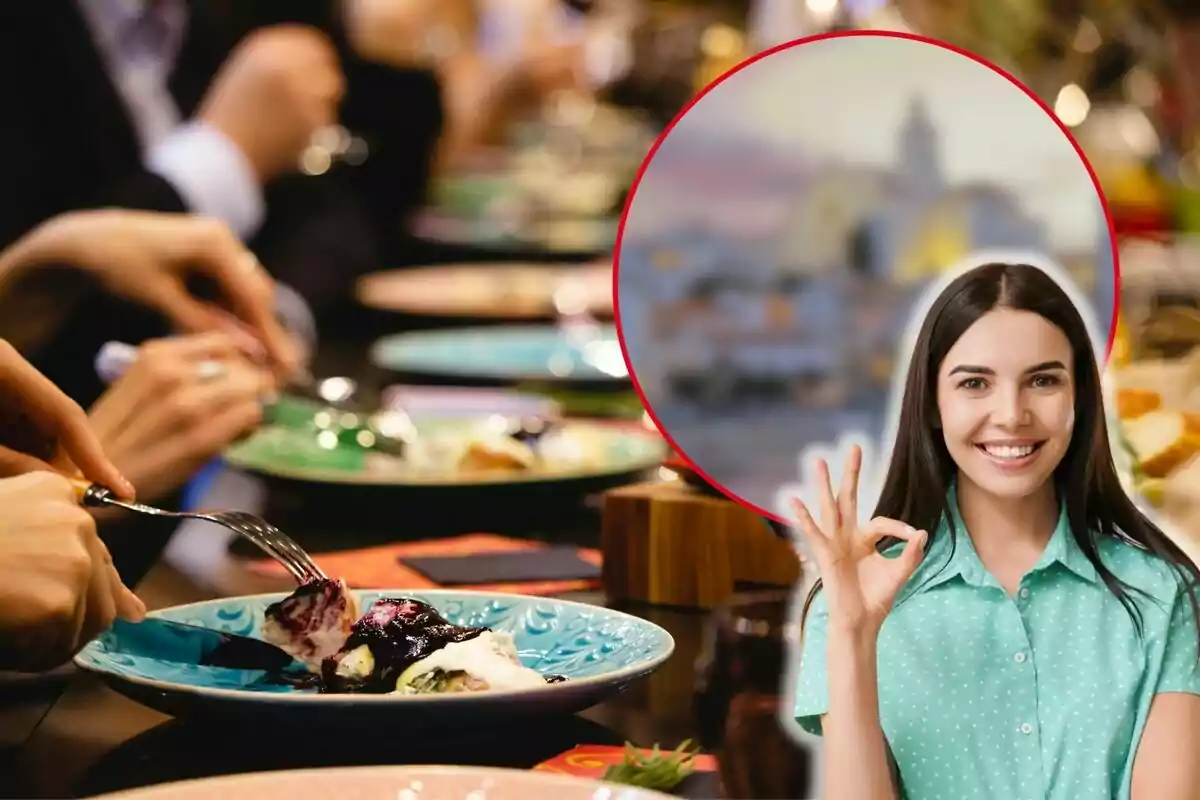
[70,479,326,585]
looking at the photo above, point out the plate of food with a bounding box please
[222,402,665,487]
[431,141,632,221]
[91,765,676,799]
[75,584,675,725]
[1109,319,1200,563]
[369,324,629,385]
[410,208,620,255]
[356,262,613,320]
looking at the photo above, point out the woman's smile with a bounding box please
[974,439,1046,469]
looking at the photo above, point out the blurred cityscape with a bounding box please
[618,45,1116,511]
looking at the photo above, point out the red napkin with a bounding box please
[244,533,602,595]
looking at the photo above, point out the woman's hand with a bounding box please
[791,445,927,636]
[0,340,135,497]
[0,471,145,673]
[87,333,276,503]
[3,210,302,379]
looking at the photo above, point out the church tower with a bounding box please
[898,95,942,202]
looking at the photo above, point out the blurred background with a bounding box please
[618,27,1116,513]
[0,0,1190,564]
[602,0,1200,519]
[8,2,1200,798]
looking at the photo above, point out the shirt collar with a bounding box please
[1036,503,1101,585]
[900,480,1099,601]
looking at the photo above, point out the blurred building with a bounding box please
[621,95,1067,411]
[776,96,1049,282]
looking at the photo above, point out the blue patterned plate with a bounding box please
[369,325,629,384]
[75,590,674,724]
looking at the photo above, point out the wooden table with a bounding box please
[0,466,811,799]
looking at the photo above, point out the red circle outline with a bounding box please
[611,29,1122,525]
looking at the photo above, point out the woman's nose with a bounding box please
[993,387,1030,427]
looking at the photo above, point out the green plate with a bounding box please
[433,174,511,219]
[411,209,619,254]
[524,386,646,418]
[224,414,666,488]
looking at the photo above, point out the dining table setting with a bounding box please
[0,94,813,800]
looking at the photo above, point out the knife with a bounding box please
[110,617,300,672]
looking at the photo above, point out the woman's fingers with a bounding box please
[860,517,923,546]
[814,458,841,537]
[837,444,862,532]
[207,261,297,375]
[207,308,270,363]
[145,331,246,363]
[107,542,146,623]
[101,348,270,455]
[88,335,244,443]
[114,578,147,623]
[0,342,134,498]
[790,497,832,563]
[126,398,264,495]
[862,518,928,571]
[0,444,57,477]
[79,531,118,645]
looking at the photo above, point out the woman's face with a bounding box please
[935,308,1076,500]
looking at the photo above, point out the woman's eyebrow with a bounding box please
[947,360,1067,376]
[1024,360,1068,374]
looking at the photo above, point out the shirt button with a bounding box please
[1019,723,1033,735]
[1014,652,1027,663]
[1019,588,1030,599]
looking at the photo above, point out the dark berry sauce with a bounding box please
[263,590,570,694]
[319,598,487,694]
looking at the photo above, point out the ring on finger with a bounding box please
[196,360,227,383]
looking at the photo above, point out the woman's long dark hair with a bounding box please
[800,263,1200,644]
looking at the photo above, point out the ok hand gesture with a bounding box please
[791,445,927,636]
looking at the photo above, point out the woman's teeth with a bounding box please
[979,443,1040,460]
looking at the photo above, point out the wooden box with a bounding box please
[601,480,802,609]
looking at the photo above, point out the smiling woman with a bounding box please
[789,261,1200,800]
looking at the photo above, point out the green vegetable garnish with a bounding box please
[602,739,700,791]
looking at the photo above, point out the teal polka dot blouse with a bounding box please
[793,490,1200,800]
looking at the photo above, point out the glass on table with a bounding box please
[693,587,813,799]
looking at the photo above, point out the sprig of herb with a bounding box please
[602,739,700,791]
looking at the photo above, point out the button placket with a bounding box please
[1006,588,1046,797]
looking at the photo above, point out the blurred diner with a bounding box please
[0,0,605,406]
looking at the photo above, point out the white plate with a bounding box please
[92,765,676,800]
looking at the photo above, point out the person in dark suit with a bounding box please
[0,3,339,404]
[0,2,353,589]
[0,1,451,406]
[0,1,598,590]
